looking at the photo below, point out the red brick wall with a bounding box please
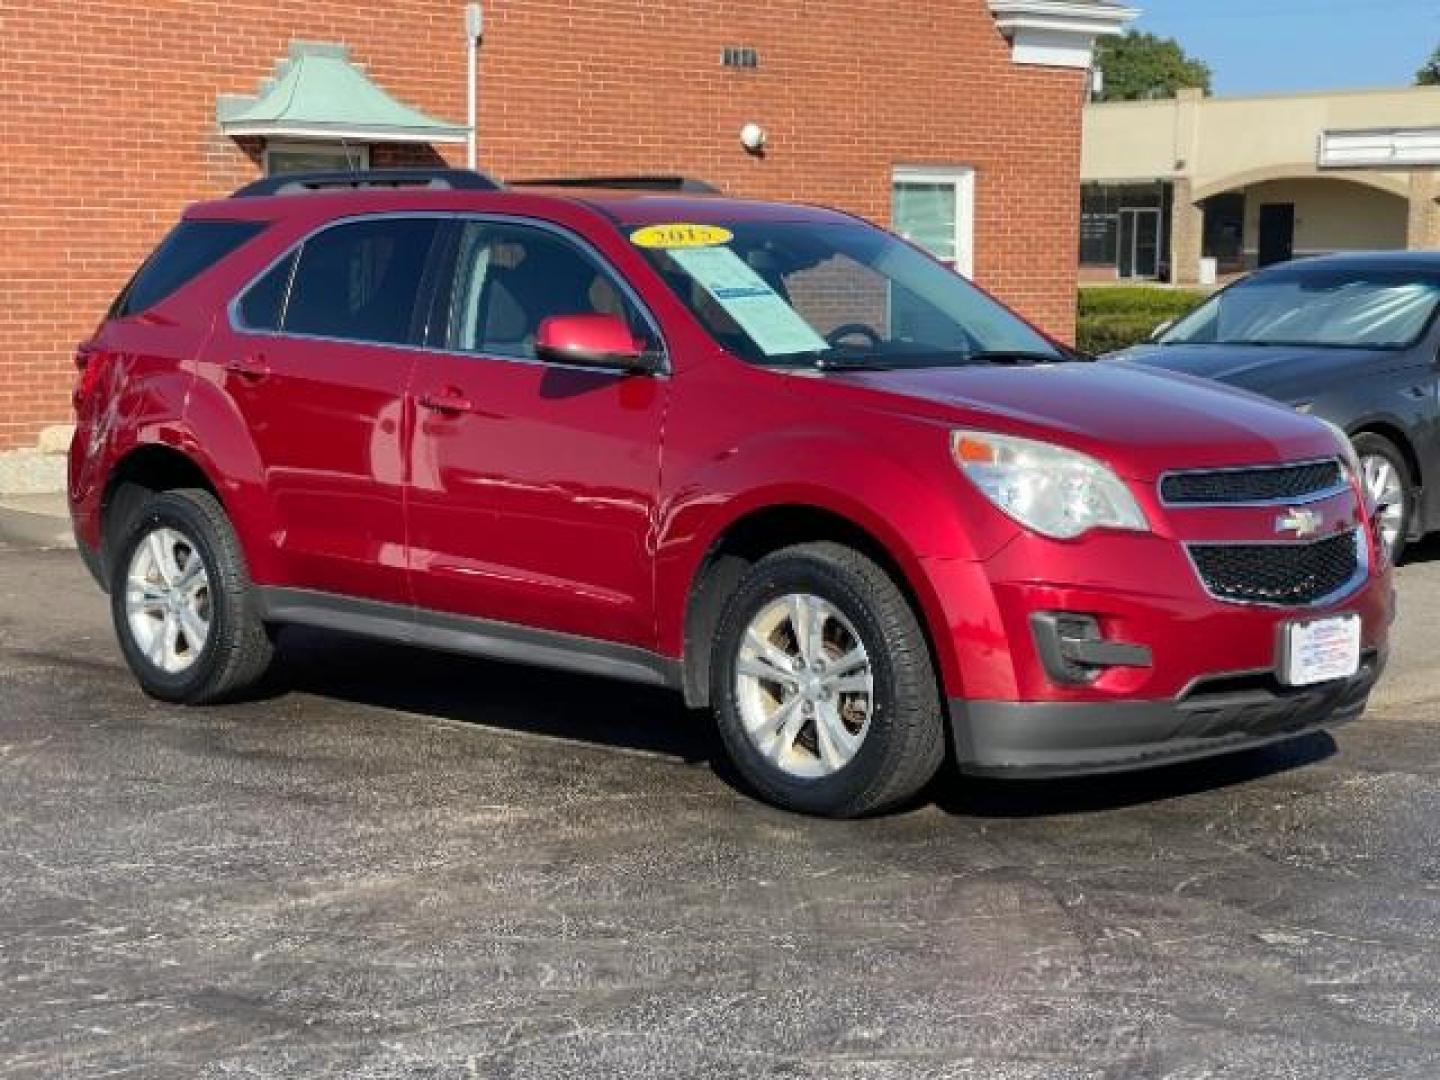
[0,1,1084,451]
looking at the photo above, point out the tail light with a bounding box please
[72,343,113,410]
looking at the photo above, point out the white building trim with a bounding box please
[1319,128,1440,169]
[221,121,469,144]
[988,0,1139,68]
[892,165,977,278]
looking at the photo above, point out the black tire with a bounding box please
[710,542,945,817]
[108,487,274,704]
[1352,432,1412,564]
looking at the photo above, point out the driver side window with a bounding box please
[442,221,652,360]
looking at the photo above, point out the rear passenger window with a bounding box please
[236,251,296,331]
[283,218,439,345]
[111,220,266,318]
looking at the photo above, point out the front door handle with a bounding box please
[225,353,270,383]
[418,387,474,415]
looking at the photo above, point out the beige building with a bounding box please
[1081,85,1440,283]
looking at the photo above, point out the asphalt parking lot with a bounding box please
[4,537,1440,1079]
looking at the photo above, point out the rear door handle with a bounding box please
[225,353,270,382]
[418,388,474,415]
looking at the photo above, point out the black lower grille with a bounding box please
[1189,531,1360,605]
[1162,460,1344,505]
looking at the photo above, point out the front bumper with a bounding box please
[951,647,1386,777]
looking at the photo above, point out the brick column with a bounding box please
[1170,176,1204,285]
[1408,169,1440,250]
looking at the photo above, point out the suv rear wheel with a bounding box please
[109,487,274,703]
[710,542,945,817]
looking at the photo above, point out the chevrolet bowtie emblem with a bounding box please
[1276,507,1323,539]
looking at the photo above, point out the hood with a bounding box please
[826,361,1339,481]
[1107,342,1383,401]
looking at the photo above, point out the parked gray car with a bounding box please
[1109,252,1440,561]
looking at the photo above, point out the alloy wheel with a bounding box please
[124,526,212,674]
[734,592,875,779]
[1360,453,1406,560]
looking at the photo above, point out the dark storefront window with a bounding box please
[1080,182,1173,279]
[1202,192,1246,272]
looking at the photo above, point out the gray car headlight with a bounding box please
[951,431,1150,540]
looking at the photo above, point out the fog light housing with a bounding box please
[1031,613,1153,686]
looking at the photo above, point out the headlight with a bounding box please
[952,431,1149,540]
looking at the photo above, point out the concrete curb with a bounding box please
[0,495,75,550]
[0,452,66,497]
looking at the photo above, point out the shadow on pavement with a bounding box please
[1400,533,1440,567]
[267,625,722,764]
[265,624,1336,819]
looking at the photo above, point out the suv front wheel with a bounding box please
[109,487,274,703]
[710,542,946,817]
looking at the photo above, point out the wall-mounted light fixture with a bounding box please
[740,122,767,154]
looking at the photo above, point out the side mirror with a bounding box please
[1149,318,1175,342]
[535,314,657,373]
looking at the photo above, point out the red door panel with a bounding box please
[202,330,415,604]
[409,360,664,646]
[197,215,442,604]
[407,219,666,646]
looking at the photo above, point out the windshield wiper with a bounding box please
[1208,339,1376,350]
[961,350,1065,366]
[1207,340,1299,348]
[812,349,1065,372]
[813,354,898,372]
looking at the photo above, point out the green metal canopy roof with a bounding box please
[217,42,467,144]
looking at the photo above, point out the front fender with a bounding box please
[654,428,1015,693]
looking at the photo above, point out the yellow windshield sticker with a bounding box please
[630,223,733,249]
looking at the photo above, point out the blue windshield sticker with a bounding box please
[668,246,829,357]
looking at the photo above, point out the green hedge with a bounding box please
[1077,286,1209,355]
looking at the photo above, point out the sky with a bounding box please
[1132,0,1440,96]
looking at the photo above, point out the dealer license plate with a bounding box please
[1282,614,1361,687]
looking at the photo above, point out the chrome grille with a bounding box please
[1188,531,1360,606]
[1161,460,1345,505]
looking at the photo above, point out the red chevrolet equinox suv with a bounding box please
[70,169,1392,817]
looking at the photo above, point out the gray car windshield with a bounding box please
[631,220,1063,369]
[1161,272,1440,350]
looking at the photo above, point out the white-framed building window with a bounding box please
[263,140,370,176]
[891,166,976,278]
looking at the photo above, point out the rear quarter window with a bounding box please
[281,218,440,345]
[236,250,298,331]
[111,220,266,318]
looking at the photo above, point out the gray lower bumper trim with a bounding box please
[951,652,1384,777]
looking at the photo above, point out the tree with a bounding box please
[1094,31,1213,102]
[1416,45,1440,85]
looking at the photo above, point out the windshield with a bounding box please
[630,220,1063,369]
[1160,271,1440,349]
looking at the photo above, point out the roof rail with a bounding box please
[510,175,722,194]
[232,168,502,198]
